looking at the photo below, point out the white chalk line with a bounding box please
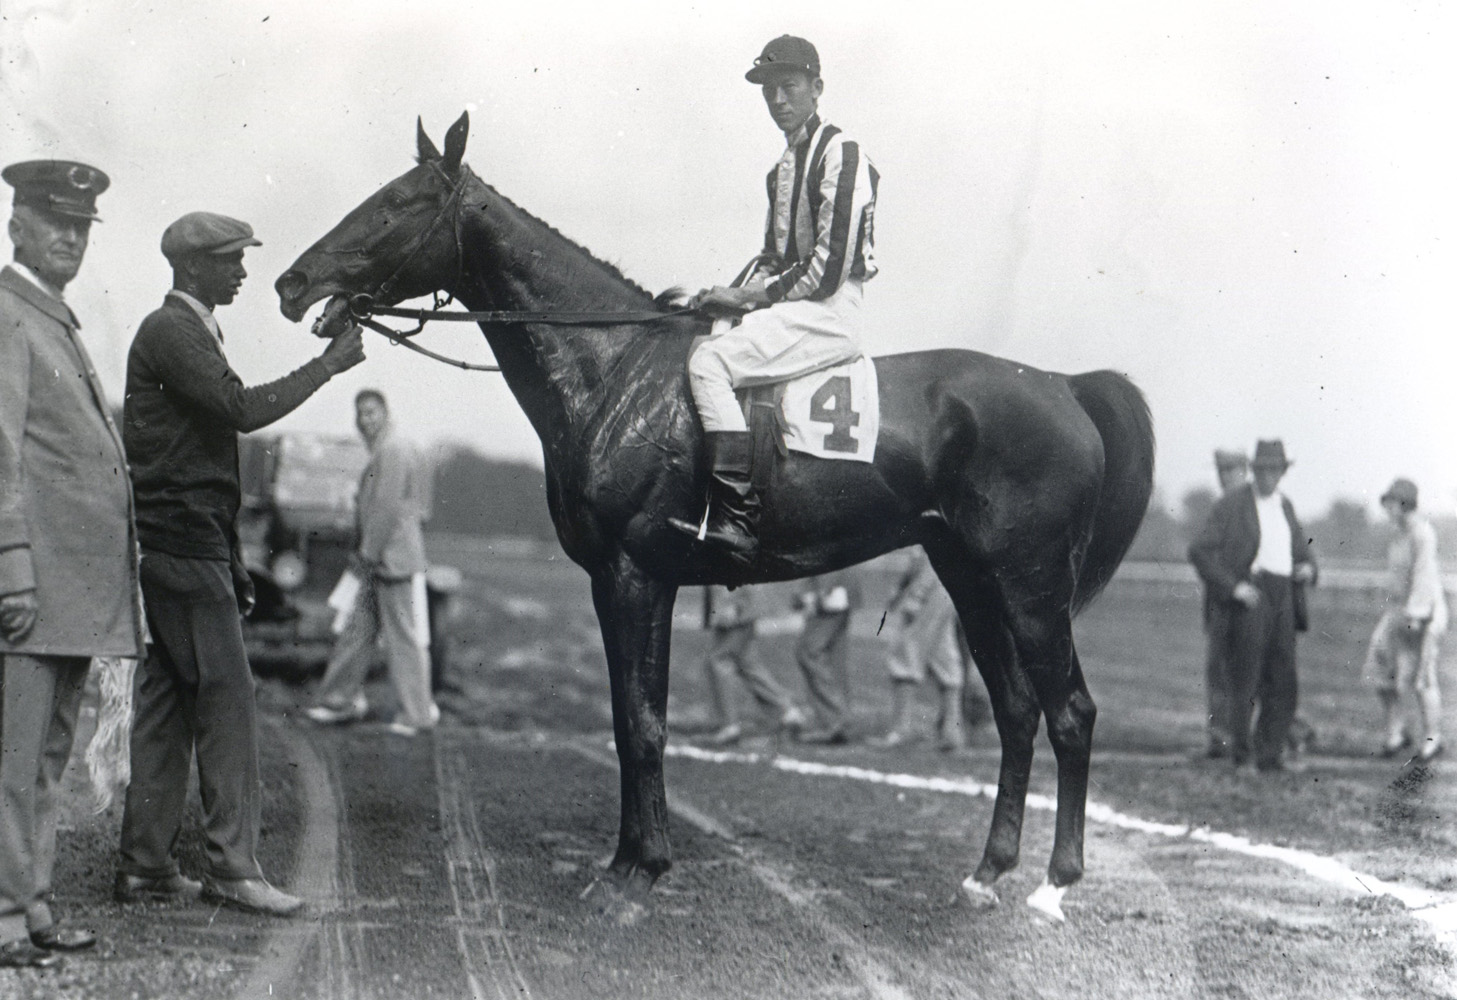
[665,742,1457,950]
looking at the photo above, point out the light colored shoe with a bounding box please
[201,876,303,916]
[304,697,367,725]
[778,706,808,736]
[387,702,441,737]
[114,871,203,904]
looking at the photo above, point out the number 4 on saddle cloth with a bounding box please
[738,355,880,484]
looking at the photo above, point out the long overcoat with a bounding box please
[0,266,143,658]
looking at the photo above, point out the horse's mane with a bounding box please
[446,162,665,308]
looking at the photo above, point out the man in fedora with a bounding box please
[669,34,879,563]
[1189,440,1318,772]
[0,159,141,968]
[116,211,364,916]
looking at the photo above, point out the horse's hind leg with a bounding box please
[587,551,677,922]
[930,557,1040,906]
[1028,641,1095,919]
[1000,584,1094,922]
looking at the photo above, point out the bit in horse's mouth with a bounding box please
[309,295,354,338]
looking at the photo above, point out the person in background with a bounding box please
[792,571,862,745]
[1198,449,1250,758]
[694,585,807,746]
[1188,440,1317,772]
[117,211,364,917]
[0,159,140,969]
[871,548,979,751]
[1363,478,1446,762]
[306,389,440,736]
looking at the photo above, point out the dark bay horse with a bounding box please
[276,113,1154,923]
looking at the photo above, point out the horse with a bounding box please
[275,112,1155,923]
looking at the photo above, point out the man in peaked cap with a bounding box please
[1189,440,1318,772]
[0,159,141,968]
[668,35,880,564]
[115,211,365,917]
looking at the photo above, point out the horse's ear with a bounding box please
[417,116,442,163]
[441,111,470,174]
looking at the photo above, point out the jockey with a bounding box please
[670,34,879,563]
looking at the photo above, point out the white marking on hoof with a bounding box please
[959,875,999,909]
[611,898,650,927]
[1026,879,1067,922]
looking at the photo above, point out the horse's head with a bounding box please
[276,112,472,323]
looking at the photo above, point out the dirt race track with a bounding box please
[18,547,1457,999]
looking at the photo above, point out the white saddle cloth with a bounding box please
[753,355,880,463]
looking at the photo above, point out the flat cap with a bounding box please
[161,211,262,261]
[1380,477,1418,510]
[746,35,820,83]
[3,159,109,221]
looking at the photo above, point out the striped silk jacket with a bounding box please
[748,114,879,304]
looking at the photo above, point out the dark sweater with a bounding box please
[124,294,332,559]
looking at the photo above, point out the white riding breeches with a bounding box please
[688,280,864,433]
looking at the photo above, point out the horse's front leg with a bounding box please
[586,550,678,921]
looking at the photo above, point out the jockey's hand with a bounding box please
[691,285,768,315]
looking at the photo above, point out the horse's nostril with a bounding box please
[275,269,307,300]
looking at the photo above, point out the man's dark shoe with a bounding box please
[201,876,304,917]
[0,939,62,969]
[668,432,761,564]
[797,727,848,746]
[114,871,203,903]
[30,922,96,951]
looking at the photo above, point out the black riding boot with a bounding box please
[668,431,761,563]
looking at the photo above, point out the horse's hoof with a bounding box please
[959,875,999,909]
[580,877,652,927]
[1026,879,1067,923]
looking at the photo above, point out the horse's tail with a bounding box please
[1068,369,1155,616]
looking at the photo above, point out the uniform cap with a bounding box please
[1250,439,1292,470]
[161,211,262,261]
[1380,477,1418,510]
[746,35,820,83]
[2,159,109,221]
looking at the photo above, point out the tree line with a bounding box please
[427,444,559,543]
[427,444,1452,568]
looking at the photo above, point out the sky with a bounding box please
[2,0,1452,518]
